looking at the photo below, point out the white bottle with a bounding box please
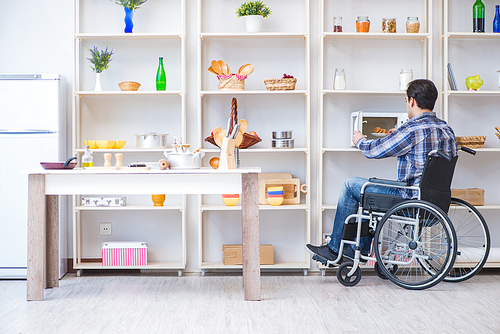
[399,69,413,91]
[334,69,346,90]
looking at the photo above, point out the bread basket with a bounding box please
[118,81,141,91]
[456,136,486,148]
[264,78,297,91]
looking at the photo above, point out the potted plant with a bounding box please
[111,0,148,33]
[236,1,272,33]
[87,46,113,91]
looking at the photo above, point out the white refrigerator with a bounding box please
[0,74,68,279]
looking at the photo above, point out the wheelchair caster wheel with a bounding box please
[337,262,361,287]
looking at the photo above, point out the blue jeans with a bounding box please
[328,177,401,255]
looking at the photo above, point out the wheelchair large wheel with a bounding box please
[374,200,457,290]
[444,198,490,282]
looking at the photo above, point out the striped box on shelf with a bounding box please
[102,242,148,266]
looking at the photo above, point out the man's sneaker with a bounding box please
[305,244,341,266]
[343,246,368,264]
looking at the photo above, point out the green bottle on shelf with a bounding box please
[473,0,485,33]
[156,57,166,91]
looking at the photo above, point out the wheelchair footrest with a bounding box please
[312,254,336,268]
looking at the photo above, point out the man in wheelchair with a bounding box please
[307,79,458,267]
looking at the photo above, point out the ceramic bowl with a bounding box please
[113,140,127,149]
[268,196,284,206]
[222,194,239,206]
[83,140,98,149]
[96,140,116,149]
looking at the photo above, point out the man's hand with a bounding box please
[388,128,397,134]
[352,130,365,146]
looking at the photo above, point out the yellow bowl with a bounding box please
[222,194,239,206]
[268,196,284,206]
[83,140,98,149]
[113,140,127,149]
[96,140,116,149]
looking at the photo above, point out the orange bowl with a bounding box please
[96,140,116,149]
[222,194,239,206]
[112,140,127,149]
[83,140,98,149]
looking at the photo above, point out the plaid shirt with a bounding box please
[356,112,457,198]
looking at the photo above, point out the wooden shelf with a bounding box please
[201,204,309,211]
[324,32,429,40]
[75,205,183,211]
[75,33,182,40]
[74,261,184,270]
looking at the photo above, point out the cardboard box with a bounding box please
[102,242,147,266]
[451,188,484,206]
[222,244,274,265]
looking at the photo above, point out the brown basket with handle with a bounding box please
[264,78,297,91]
[204,98,261,149]
[219,75,245,91]
[456,136,486,148]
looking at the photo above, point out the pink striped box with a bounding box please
[102,242,148,266]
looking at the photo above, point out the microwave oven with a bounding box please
[350,111,408,146]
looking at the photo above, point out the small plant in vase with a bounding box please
[87,46,113,91]
[236,1,272,33]
[111,0,148,33]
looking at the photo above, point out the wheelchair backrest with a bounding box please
[419,154,458,213]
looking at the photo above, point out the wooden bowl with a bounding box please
[118,81,141,91]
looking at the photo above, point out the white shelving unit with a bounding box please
[72,0,187,275]
[317,1,434,267]
[196,0,311,274]
[441,0,500,266]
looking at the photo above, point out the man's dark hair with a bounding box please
[406,79,438,111]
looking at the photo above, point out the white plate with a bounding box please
[371,133,387,137]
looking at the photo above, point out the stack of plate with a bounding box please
[267,186,284,206]
[271,131,294,148]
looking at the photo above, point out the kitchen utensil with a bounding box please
[103,153,112,166]
[115,153,123,167]
[219,137,236,170]
[63,156,77,167]
[158,159,169,170]
[237,64,246,76]
[271,139,294,148]
[164,149,205,169]
[211,60,222,75]
[135,133,168,148]
[238,119,248,133]
[40,161,77,170]
[214,130,225,147]
[239,64,254,76]
[258,176,308,205]
[218,60,227,75]
[208,66,218,75]
[230,124,240,139]
[225,118,232,137]
[272,131,293,139]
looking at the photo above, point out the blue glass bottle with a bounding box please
[124,7,134,33]
[494,5,500,33]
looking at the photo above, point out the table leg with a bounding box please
[27,174,46,301]
[46,195,59,288]
[241,173,260,301]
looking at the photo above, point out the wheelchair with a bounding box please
[320,147,490,290]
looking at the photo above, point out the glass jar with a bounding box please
[382,18,397,33]
[356,16,370,33]
[399,69,413,91]
[333,16,343,32]
[406,17,420,33]
[334,69,346,90]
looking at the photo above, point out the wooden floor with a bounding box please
[1,269,500,333]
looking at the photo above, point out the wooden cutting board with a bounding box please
[258,177,301,205]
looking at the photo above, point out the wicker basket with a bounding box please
[456,136,486,148]
[205,132,261,149]
[219,75,245,91]
[118,81,141,91]
[264,78,297,91]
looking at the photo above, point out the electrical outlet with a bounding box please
[100,222,112,236]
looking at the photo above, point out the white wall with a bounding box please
[2,1,498,272]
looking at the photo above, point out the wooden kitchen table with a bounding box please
[24,168,261,301]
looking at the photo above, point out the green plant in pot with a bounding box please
[87,46,113,91]
[236,1,272,33]
[111,0,148,33]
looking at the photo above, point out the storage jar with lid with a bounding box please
[406,17,420,33]
[356,16,370,33]
[333,16,342,32]
[399,69,413,91]
[333,69,346,90]
[382,18,396,33]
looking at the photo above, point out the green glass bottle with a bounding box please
[473,0,485,33]
[156,57,166,90]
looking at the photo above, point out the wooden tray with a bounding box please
[258,173,307,205]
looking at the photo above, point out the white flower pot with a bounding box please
[94,73,102,91]
[244,15,263,33]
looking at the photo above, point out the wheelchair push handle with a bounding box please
[459,146,476,156]
[429,150,451,161]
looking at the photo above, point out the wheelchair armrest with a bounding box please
[368,178,409,187]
